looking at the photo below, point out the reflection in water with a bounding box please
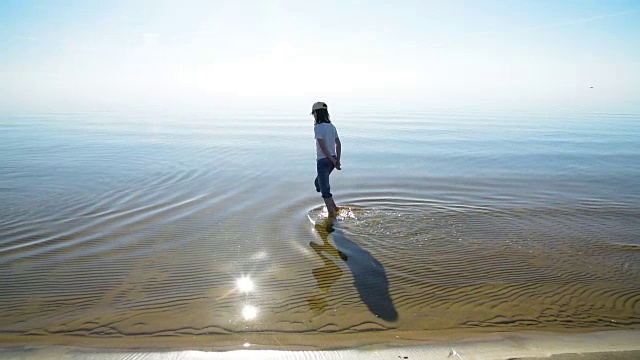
[242,305,258,320]
[236,276,255,294]
[309,218,398,321]
[233,277,258,321]
[307,221,346,314]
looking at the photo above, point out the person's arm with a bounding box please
[335,137,342,170]
[317,139,334,162]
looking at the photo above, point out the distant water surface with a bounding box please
[1,108,639,349]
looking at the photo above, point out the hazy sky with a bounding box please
[1,0,639,111]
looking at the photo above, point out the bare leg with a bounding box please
[324,197,339,216]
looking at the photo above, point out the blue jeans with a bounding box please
[314,157,335,198]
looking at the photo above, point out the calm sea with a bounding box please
[1,108,639,349]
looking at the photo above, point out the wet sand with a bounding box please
[1,330,640,359]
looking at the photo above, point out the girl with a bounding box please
[311,101,341,216]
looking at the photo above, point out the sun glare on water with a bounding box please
[242,305,258,320]
[236,276,255,294]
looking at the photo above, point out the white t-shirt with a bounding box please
[314,122,339,161]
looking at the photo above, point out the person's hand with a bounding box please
[335,160,342,170]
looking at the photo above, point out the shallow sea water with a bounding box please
[1,108,639,349]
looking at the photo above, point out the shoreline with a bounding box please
[1,330,640,359]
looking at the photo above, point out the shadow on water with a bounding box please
[308,218,399,322]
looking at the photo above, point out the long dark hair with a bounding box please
[313,108,331,125]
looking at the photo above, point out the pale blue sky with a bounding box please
[1,0,639,111]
